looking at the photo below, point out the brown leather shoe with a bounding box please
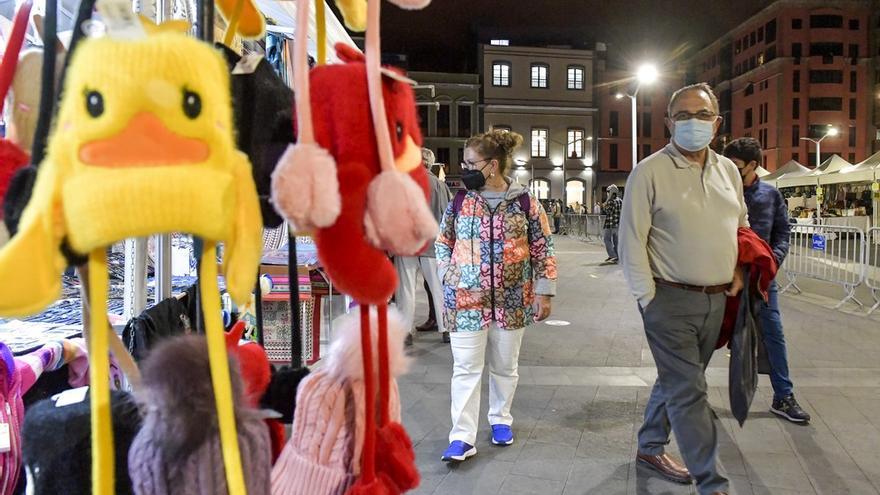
[636,452,693,484]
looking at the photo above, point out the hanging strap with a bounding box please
[197,0,215,42]
[0,1,34,114]
[293,0,314,144]
[87,250,115,494]
[365,0,395,174]
[377,303,390,426]
[288,231,302,368]
[314,0,326,65]
[201,241,248,494]
[30,0,56,164]
[221,0,245,47]
[359,305,377,483]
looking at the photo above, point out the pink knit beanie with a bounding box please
[270,307,407,495]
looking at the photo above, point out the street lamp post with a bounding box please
[616,63,658,169]
[800,126,838,219]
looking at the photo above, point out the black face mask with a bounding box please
[461,163,490,190]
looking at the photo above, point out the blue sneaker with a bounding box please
[491,425,514,446]
[441,441,476,462]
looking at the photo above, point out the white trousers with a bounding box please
[393,256,446,334]
[449,324,526,445]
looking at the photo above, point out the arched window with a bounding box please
[565,178,586,208]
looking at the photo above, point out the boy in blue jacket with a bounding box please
[724,138,810,424]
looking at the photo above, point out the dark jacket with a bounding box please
[722,228,778,426]
[743,179,790,265]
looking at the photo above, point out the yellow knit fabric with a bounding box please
[0,29,262,494]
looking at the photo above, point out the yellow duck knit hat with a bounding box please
[0,25,262,495]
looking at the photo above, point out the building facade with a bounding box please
[688,0,879,171]
[409,71,481,186]
[479,44,599,209]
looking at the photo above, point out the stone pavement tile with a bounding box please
[848,451,880,491]
[510,442,577,481]
[742,452,814,492]
[532,366,575,386]
[727,475,755,495]
[432,459,515,495]
[500,474,565,495]
[576,422,634,463]
[750,485,811,495]
[564,458,630,495]
[529,417,584,448]
[412,451,452,495]
[809,476,880,495]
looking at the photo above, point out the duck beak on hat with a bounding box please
[394,134,421,173]
[78,112,210,167]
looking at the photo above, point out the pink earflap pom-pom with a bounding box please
[271,142,342,231]
[363,170,439,255]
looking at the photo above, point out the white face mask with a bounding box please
[672,118,716,152]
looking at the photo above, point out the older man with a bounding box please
[619,83,747,495]
[394,148,452,346]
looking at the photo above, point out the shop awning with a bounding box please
[761,160,812,188]
[777,154,850,188]
[821,151,880,185]
[762,160,808,184]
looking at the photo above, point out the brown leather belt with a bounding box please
[654,278,730,294]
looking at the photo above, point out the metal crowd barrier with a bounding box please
[866,227,880,315]
[563,214,606,242]
[780,224,867,309]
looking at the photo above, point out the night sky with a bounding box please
[379,0,774,72]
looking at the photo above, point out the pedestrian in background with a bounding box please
[602,185,623,263]
[394,148,453,346]
[619,83,747,495]
[723,137,810,424]
[436,129,557,463]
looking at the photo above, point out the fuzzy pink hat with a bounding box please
[270,307,407,495]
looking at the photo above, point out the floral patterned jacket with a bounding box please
[435,181,557,333]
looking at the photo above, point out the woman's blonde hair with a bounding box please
[465,129,523,175]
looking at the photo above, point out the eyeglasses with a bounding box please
[671,110,718,122]
[461,158,491,170]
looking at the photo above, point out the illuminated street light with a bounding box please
[636,63,659,84]
[800,125,838,218]
[620,62,659,169]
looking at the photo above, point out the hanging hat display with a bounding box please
[270,0,434,492]
[0,19,262,495]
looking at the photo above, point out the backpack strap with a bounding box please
[518,193,530,215]
[452,189,467,217]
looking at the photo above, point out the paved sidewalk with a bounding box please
[399,236,880,495]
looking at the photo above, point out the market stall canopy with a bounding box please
[756,166,770,177]
[768,161,812,188]
[255,0,356,64]
[821,151,880,185]
[777,154,851,188]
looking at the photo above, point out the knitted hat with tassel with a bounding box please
[270,306,408,495]
[128,334,271,495]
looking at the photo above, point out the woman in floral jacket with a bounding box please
[435,130,557,463]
